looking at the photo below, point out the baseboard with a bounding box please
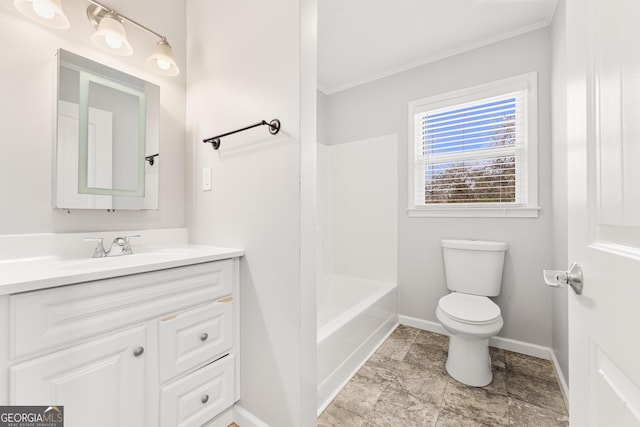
[233,405,270,427]
[550,350,570,411]
[398,315,551,360]
[398,315,448,335]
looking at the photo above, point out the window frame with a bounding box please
[407,72,539,218]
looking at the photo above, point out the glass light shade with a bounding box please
[146,39,179,76]
[91,13,133,56]
[13,0,70,29]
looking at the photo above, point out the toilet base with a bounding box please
[445,334,492,387]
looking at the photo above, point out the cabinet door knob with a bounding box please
[200,333,208,342]
[201,394,209,404]
[133,346,145,357]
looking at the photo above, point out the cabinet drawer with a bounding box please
[160,354,235,427]
[10,260,233,359]
[159,298,233,383]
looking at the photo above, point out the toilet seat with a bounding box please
[438,292,501,325]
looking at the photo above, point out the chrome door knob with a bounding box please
[543,262,583,295]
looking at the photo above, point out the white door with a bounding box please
[567,0,640,425]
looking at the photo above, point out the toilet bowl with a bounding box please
[437,239,507,387]
[436,292,503,386]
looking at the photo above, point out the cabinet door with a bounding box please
[10,326,146,427]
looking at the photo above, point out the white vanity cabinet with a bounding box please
[1,256,240,427]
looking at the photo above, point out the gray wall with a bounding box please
[325,28,555,347]
[550,0,570,386]
[0,0,186,234]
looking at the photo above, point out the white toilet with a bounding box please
[436,239,508,387]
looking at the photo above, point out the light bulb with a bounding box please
[105,36,122,49]
[156,59,171,70]
[32,2,55,19]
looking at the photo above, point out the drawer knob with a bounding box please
[201,394,209,404]
[200,333,208,342]
[133,346,145,357]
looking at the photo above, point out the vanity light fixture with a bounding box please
[13,0,179,76]
[87,0,180,75]
[13,0,70,29]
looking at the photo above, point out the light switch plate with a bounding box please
[202,168,212,191]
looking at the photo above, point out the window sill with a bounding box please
[407,206,540,218]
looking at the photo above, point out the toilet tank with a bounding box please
[441,239,508,297]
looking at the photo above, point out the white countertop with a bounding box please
[0,244,244,295]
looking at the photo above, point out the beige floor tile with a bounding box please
[505,351,558,383]
[414,330,450,350]
[481,366,507,397]
[508,398,569,426]
[365,355,449,406]
[435,407,485,427]
[318,402,368,427]
[332,373,389,419]
[506,372,567,416]
[441,379,509,426]
[403,342,449,374]
[369,384,439,427]
[490,347,507,372]
[376,336,414,361]
[391,324,421,341]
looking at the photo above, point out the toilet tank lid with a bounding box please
[441,239,508,251]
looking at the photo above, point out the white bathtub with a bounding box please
[317,275,397,413]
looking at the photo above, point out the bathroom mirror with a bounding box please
[54,49,160,210]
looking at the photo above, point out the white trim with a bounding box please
[318,19,553,95]
[490,336,551,360]
[550,349,570,411]
[407,72,539,218]
[398,315,551,359]
[407,206,540,218]
[398,315,449,335]
[233,405,270,427]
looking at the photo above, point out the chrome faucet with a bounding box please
[84,238,107,258]
[84,235,140,258]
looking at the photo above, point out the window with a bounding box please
[408,72,539,217]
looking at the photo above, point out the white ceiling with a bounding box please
[318,0,558,94]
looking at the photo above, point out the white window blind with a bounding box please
[414,91,527,207]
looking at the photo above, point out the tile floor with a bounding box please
[318,325,569,426]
